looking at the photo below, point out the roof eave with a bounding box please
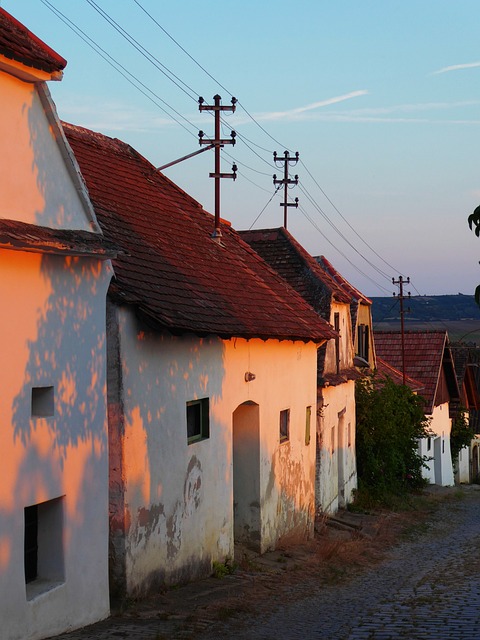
[0,53,63,82]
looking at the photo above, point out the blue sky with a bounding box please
[5,0,480,297]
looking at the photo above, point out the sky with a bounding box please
[5,0,480,298]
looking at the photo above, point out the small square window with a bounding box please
[305,406,312,446]
[31,386,54,418]
[187,398,209,444]
[280,409,290,443]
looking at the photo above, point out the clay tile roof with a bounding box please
[315,255,372,306]
[63,122,336,343]
[0,218,118,258]
[0,8,66,75]
[376,356,424,393]
[239,228,351,318]
[374,330,458,413]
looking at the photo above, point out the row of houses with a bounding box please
[1,9,478,640]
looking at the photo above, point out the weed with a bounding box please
[212,557,237,578]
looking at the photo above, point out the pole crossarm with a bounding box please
[198,95,237,240]
[392,276,411,385]
[273,150,300,229]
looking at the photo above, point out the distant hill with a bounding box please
[371,294,480,323]
[371,294,480,344]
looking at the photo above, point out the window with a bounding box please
[334,313,340,374]
[331,426,336,453]
[31,386,54,418]
[357,324,369,362]
[187,398,210,444]
[305,406,312,445]
[24,505,38,584]
[279,409,290,443]
[24,497,65,599]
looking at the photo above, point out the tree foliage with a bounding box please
[355,374,431,500]
[467,206,480,304]
[450,407,475,465]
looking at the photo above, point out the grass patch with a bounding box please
[212,558,237,578]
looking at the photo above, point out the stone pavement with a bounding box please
[48,485,480,640]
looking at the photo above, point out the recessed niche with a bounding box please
[31,386,54,418]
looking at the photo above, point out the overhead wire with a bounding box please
[298,183,392,282]
[85,0,199,103]
[248,186,282,229]
[40,0,199,139]
[47,0,412,295]
[298,204,392,294]
[131,0,290,152]
[300,159,404,277]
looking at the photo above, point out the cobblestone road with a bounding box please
[200,488,480,640]
[50,487,480,640]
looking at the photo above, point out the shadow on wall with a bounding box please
[108,308,228,594]
[12,254,109,461]
[0,92,111,632]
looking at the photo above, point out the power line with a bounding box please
[131,0,292,152]
[299,205,391,295]
[85,0,199,103]
[41,0,199,139]
[248,186,282,229]
[298,184,392,282]
[300,159,404,276]
[46,0,413,296]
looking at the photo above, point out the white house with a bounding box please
[375,330,460,486]
[239,229,358,514]
[0,9,115,640]
[63,122,336,598]
[316,255,377,371]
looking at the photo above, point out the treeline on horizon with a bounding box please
[371,294,480,323]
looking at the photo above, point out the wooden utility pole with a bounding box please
[273,151,299,229]
[393,276,411,384]
[198,95,237,240]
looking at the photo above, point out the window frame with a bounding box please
[186,398,210,444]
[279,408,290,443]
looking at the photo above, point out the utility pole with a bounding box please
[393,276,411,385]
[198,95,237,240]
[273,151,299,229]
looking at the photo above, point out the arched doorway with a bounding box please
[232,402,260,551]
[472,444,479,483]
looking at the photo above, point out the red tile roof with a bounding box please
[0,218,117,258]
[0,8,66,75]
[374,330,458,412]
[239,228,351,317]
[376,356,424,393]
[63,123,336,343]
[315,255,372,306]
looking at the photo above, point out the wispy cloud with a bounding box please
[254,90,369,122]
[433,61,480,75]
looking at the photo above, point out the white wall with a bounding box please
[419,402,454,487]
[456,446,470,484]
[111,306,318,594]
[0,71,94,230]
[316,380,356,513]
[0,250,112,640]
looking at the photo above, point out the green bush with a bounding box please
[355,374,431,503]
[450,407,475,465]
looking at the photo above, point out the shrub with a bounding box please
[355,374,431,503]
[450,406,475,465]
